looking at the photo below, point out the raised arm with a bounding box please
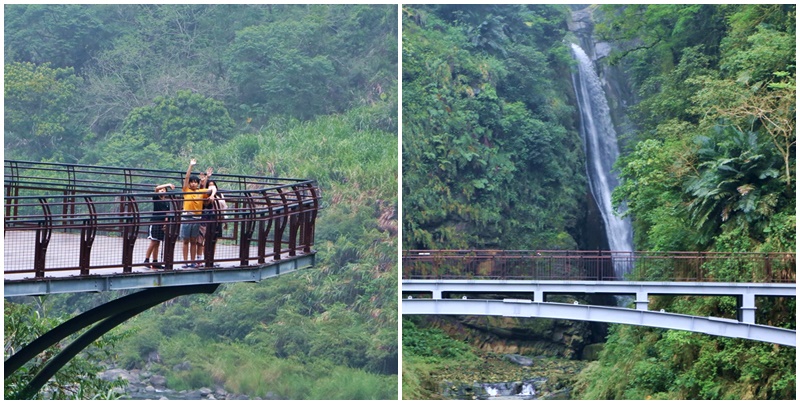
[155,183,175,191]
[183,158,197,190]
[199,167,213,188]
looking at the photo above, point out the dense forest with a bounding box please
[4,4,398,400]
[403,4,586,250]
[402,4,795,400]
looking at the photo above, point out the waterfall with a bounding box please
[570,43,634,278]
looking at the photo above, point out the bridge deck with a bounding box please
[4,252,315,297]
[5,231,279,279]
[5,230,315,296]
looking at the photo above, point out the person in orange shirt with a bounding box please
[179,158,216,268]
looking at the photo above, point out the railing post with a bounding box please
[5,161,20,219]
[272,215,287,260]
[34,199,53,279]
[764,254,772,282]
[301,183,319,254]
[698,252,706,281]
[62,165,76,229]
[272,188,289,261]
[202,202,221,268]
[78,197,97,276]
[238,192,256,266]
[161,196,182,271]
[287,186,304,257]
[119,196,140,273]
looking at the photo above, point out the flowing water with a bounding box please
[481,380,539,400]
[569,43,634,278]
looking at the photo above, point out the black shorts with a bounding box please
[148,224,165,242]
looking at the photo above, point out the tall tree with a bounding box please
[4,4,118,72]
[4,62,84,161]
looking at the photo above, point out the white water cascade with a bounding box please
[518,383,536,396]
[570,43,634,278]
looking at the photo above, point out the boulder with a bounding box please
[582,343,605,361]
[150,375,167,388]
[504,354,534,367]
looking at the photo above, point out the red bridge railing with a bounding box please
[403,250,796,283]
[4,160,321,278]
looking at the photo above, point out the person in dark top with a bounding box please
[144,183,175,269]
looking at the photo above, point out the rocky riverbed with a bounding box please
[97,367,280,400]
[433,353,589,400]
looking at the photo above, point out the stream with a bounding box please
[434,354,589,400]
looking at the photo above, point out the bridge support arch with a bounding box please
[5,283,220,399]
[403,298,796,347]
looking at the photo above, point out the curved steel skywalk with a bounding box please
[4,160,322,398]
[4,160,321,296]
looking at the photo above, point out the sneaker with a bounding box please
[143,258,150,267]
[181,264,196,269]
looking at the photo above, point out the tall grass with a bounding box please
[191,342,396,399]
[201,105,397,202]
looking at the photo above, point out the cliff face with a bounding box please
[568,5,638,149]
[418,292,611,360]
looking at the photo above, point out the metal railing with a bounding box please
[402,250,796,283]
[4,160,321,277]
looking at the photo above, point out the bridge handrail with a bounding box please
[5,191,315,224]
[404,249,792,257]
[5,159,309,189]
[402,249,796,283]
[4,161,321,278]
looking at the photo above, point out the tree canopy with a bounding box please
[402,4,585,250]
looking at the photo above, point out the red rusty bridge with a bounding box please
[4,160,321,398]
[402,250,796,346]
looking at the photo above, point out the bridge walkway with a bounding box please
[402,250,796,347]
[5,160,321,297]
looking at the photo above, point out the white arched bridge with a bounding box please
[402,250,796,347]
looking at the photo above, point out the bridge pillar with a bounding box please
[635,291,648,311]
[739,293,756,324]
